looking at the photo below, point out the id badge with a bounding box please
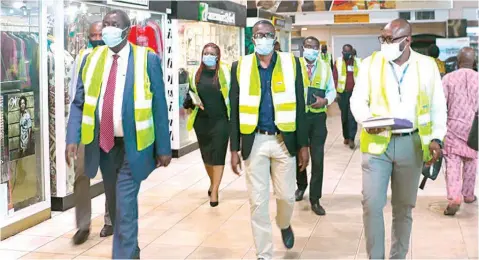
[347,65,354,72]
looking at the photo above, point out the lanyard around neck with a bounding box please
[389,62,410,102]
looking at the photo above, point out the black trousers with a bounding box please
[338,91,358,141]
[296,112,327,202]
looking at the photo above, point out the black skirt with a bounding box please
[194,117,229,166]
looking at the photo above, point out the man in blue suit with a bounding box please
[66,10,171,259]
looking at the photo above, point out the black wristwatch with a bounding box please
[431,139,443,149]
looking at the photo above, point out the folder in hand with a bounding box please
[307,87,326,106]
[362,117,413,130]
[188,90,202,106]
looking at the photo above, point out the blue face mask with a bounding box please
[255,38,275,56]
[102,26,128,48]
[303,48,319,62]
[202,55,217,67]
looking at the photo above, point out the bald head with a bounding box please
[457,47,475,69]
[89,21,103,41]
[383,18,412,38]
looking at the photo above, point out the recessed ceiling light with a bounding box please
[301,27,308,31]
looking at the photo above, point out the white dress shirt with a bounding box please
[304,58,337,105]
[98,44,130,137]
[350,49,447,140]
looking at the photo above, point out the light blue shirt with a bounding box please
[304,57,336,106]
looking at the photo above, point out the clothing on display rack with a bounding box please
[46,36,75,195]
[128,20,164,59]
[1,31,39,89]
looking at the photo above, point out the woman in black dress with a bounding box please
[183,43,230,207]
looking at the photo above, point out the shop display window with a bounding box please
[0,0,46,215]
[177,21,241,147]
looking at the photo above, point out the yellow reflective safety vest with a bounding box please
[359,51,434,162]
[336,57,359,93]
[81,44,155,151]
[76,48,93,74]
[299,57,331,113]
[237,52,297,134]
[321,52,332,65]
[186,63,231,131]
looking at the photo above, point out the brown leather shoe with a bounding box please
[343,139,349,145]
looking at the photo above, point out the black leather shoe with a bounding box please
[349,140,355,150]
[295,189,305,202]
[311,201,326,216]
[73,229,90,245]
[281,226,295,249]
[100,225,113,237]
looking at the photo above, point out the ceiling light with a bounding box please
[301,27,308,31]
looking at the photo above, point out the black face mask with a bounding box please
[321,49,327,54]
[90,40,105,48]
[343,52,352,60]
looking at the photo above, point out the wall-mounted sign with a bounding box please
[199,3,236,25]
[334,14,370,24]
[106,0,149,9]
[272,17,286,28]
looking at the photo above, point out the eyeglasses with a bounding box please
[253,32,275,39]
[303,44,319,50]
[378,35,407,44]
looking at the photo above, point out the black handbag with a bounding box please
[467,111,478,151]
[419,155,443,190]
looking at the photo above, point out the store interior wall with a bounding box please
[300,22,446,58]
[449,0,479,20]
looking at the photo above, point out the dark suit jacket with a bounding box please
[229,56,308,160]
[66,44,171,182]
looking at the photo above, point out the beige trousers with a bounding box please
[244,134,296,259]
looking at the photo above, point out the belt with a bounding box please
[256,129,280,136]
[392,129,418,137]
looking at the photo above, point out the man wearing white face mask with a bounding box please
[229,20,309,259]
[350,18,447,259]
[66,10,171,259]
[295,36,336,216]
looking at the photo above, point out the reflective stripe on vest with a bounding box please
[186,62,231,131]
[336,57,359,93]
[300,58,330,113]
[81,44,154,151]
[237,52,297,134]
[359,51,433,162]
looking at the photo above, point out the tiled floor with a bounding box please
[1,105,477,259]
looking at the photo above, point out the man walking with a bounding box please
[294,36,336,216]
[442,47,478,215]
[229,20,309,259]
[66,10,171,258]
[320,44,333,70]
[334,44,359,149]
[350,18,447,259]
[67,21,113,245]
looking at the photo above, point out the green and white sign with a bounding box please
[199,3,236,25]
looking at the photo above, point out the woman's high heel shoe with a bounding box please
[210,191,219,207]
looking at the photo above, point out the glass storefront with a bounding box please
[1,0,45,215]
[176,21,241,148]
[46,1,166,200]
[1,0,50,237]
